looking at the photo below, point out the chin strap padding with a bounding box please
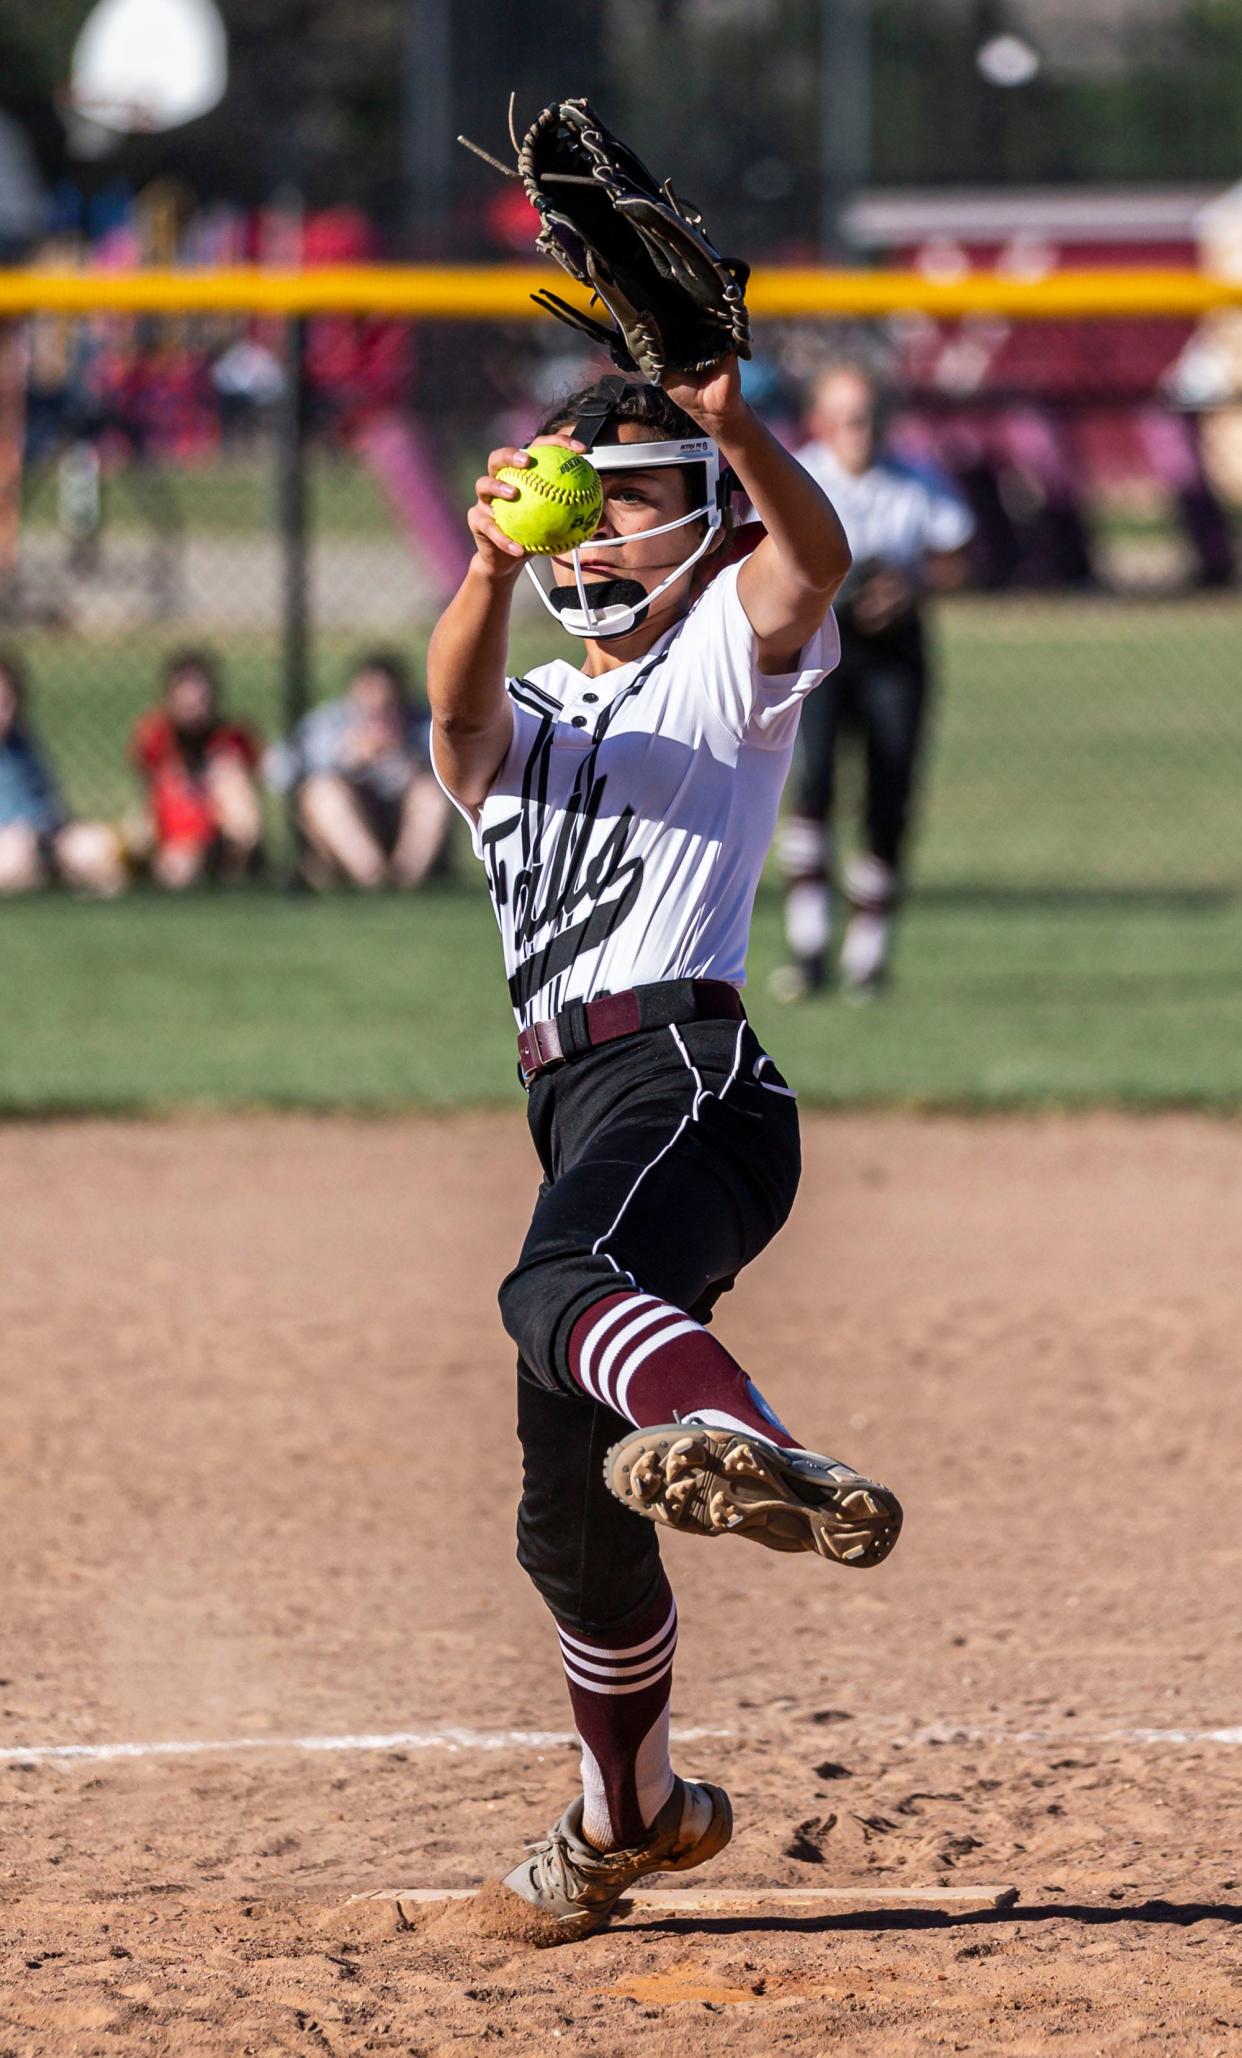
[547,575,648,618]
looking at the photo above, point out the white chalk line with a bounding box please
[357,1885,1016,1910]
[3,1719,1241,1769]
[908,1722,1242,1748]
[0,1725,730,1768]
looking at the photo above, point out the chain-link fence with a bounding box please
[1,271,1239,900]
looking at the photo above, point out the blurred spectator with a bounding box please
[267,652,451,891]
[1134,404,1236,590]
[130,650,264,888]
[211,338,284,445]
[775,361,974,999]
[0,654,125,897]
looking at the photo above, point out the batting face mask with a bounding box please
[526,429,730,640]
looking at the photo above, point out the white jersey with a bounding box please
[794,442,973,578]
[438,563,839,1028]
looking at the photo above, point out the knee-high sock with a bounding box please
[555,1573,678,1851]
[567,1291,798,1449]
[780,815,833,962]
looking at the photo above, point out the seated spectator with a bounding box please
[0,653,125,897]
[131,650,264,888]
[267,652,451,890]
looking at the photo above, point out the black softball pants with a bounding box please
[793,633,930,873]
[499,1013,801,1641]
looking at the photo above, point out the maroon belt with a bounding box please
[517,978,745,1088]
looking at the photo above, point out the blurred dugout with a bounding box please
[0,262,1239,898]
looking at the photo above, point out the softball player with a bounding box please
[427,358,903,1938]
[776,361,974,998]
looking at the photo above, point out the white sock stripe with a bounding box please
[577,1294,660,1398]
[557,1621,678,1681]
[633,1704,676,1833]
[682,1407,781,1442]
[556,1601,677,1663]
[614,1318,701,1419]
[558,1639,677,1685]
[595,1305,690,1410]
[779,815,828,872]
[580,1291,658,1364]
[577,1738,613,1850]
[560,1654,676,1697]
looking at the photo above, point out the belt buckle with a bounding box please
[519,1017,565,1087]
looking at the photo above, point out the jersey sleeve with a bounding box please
[430,691,526,858]
[289,703,340,780]
[919,480,975,555]
[684,561,840,751]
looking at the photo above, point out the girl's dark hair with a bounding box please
[162,646,222,692]
[0,650,27,710]
[535,378,726,551]
[349,648,412,698]
[536,378,699,444]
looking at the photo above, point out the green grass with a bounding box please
[22,450,398,539]
[6,587,1241,1114]
[1,880,1239,1114]
[23,449,1242,546]
[921,596,1242,889]
[23,592,1242,883]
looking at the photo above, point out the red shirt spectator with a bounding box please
[130,650,263,887]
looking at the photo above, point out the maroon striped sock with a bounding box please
[555,1573,679,1851]
[567,1290,798,1449]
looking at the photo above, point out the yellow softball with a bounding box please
[492,445,603,555]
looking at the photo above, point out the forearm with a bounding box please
[426,560,518,806]
[715,406,851,595]
[924,545,970,594]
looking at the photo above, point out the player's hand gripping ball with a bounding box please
[492,446,603,555]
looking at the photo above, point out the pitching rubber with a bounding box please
[604,1426,903,1568]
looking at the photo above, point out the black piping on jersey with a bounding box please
[480,709,551,931]
[507,641,673,1012]
[509,674,563,721]
[480,640,676,1018]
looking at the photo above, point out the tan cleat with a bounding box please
[605,1424,903,1568]
[500,1777,732,1940]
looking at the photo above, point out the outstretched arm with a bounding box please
[427,433,583,808]
[662,358,851,674]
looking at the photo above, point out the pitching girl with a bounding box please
[427,356,903,1936]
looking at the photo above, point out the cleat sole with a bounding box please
[604,1426,903,1568]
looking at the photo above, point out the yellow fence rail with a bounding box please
[0,265,1239,319]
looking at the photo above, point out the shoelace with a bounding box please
[524,1823,637,1901]
[525,1826,581,1902]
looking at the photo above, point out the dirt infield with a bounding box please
[2,1111,1240,2055]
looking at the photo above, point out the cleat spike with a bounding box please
[604,1423,903,1569]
